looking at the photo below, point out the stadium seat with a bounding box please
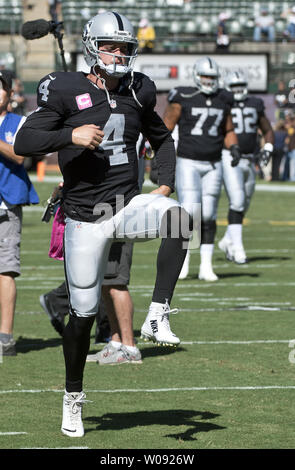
[184,20,197,35]
[275,20,286,34]
[199,19,211,35]
[228,20,242,35]
[169,20,181,35]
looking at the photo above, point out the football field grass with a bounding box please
[1,175,295,450]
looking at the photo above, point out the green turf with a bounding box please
[1,175,295,449]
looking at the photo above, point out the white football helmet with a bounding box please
[225,71,248,101]
[82,11,138,78]
[193,57,220,95]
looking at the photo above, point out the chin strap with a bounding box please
[92,68,112,108]
[128,70,143,108]
[93,66,143,109]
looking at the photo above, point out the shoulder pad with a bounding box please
[168,87,196,103]
[246,95,265,112]
[37,71,71,112]
[218,88,234,105]
[131,72,157,109]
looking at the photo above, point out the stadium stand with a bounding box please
[60,0,291,41]
[0,0,23,35]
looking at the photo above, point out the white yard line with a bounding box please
[0,432,28,435]
[21,447,89,449]
[1,386,295,394]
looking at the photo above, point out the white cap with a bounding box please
[139,18,148,28]
[219,12,231,21]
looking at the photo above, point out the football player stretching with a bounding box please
[15,11,192,437]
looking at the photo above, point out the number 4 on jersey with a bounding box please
[38,75,56,102]
[101,114,128,166]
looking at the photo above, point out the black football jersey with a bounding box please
[168,86,233,161]
[15,71,175,221]
[230,96,265,154]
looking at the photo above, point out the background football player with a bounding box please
[15,11,192,438]
[218,71,274,264]
[163,56,241,281]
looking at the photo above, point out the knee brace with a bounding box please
[228,209,244,225]
[201,220,216,244]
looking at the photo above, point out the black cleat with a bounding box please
[39,294,65,336]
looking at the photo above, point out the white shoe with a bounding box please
[141,300,180,346]
[233,248,248,265]
[179,251,190,279]
[198,265,219,282]
[61,391,87,437]
[218,237,234,261]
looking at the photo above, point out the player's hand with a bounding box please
[258,144,273,167]
[230,144,241,167]
[150,185,172,197]
[72,124,104,150]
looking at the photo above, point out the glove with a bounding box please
[258,143,273,167]
[229,144,241,167]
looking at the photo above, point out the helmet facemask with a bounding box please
[83,38,138,78]
[196,74,219,95]
[229,83,248,101]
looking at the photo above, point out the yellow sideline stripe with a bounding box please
[217,219,295,226]
[217,218,250,226]
[269,221,295,226]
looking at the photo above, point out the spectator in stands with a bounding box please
[285,114,295,181]
[216,12,231,52]
[281,5,295,40]
[272,120,287,181]
[0,70,39,356]
[274,80,289,121]
[48,0,62,23]
[253,6,275,42]
[8,78,27,116]
[137,18,156,54]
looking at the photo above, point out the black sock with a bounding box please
[62,314,95,393]
[152,236,187,304]
[152,207,192,304]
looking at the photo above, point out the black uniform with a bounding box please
[15,71,175,221]
[230,96,265,155]
[168,86,233,161]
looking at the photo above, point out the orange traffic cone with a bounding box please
[37,160,46,182]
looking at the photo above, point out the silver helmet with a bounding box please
[193,57,220,95]
[225,71,248,101]
[82,11,138,77]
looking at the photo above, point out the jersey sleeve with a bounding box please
[256,98,265,118]
[140,77,176,191]
[220,88,234,114]
[36,72,66,114]
[167,87,183,105]
[14,73,73,158]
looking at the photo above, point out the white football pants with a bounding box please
[176,156,222,222]
[64,194,183,317]
[222,149,256,213]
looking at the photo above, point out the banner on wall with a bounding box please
[76,53,268,92]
